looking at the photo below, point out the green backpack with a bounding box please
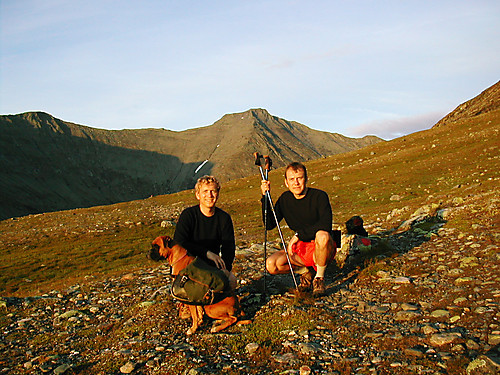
[171,257,230,305]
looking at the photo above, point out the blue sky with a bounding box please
[1,1,498,139]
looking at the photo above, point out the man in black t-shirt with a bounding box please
[174,175,236,289]
[261,162,336,297]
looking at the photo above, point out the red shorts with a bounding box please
[291,240,317,270]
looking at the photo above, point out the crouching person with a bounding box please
[174,175,237,316]
[261,162,337,297]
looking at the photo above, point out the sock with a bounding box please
[315,265,326,279]
[295,266,308,275]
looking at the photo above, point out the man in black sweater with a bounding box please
[261,162,336,297]
[174,175,236,289]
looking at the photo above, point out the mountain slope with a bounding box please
[0,109,382,220]
[434,80,500,127]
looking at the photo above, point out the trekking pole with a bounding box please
[254,152,268,294]
[253,153,298,290]
[263,155,271,260]
[262,155,271,294]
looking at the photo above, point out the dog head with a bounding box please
[148,236,174,261]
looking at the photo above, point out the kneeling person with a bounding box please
[174,175,237,291]
[261,162,336,297]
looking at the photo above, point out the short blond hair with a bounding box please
[195,175,221,193]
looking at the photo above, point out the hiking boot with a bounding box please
[312,277,326,297]
[297,268,315,292]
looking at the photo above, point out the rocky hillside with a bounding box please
[0,109,382,220]
[434,81,500,127]
[1,203,498,374]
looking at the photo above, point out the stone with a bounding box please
[59,310,80,319]
[246,343,259,354]
[0,298,7,312]
[466,355,500,375]
[422,325,438,335]
[466,340,481,350]
[54,364,71,374]
[404,347,425,357]
[272,353,298,364]
[401,302,419,311]
[488,334,500,346]
[120,361,136,374]
[393,276,411,284]
[429,333,461,346]
[455,277,475,285]
[298,342,321,354]
[395,311,421,321]
[430,309,450,318]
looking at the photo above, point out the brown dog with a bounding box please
[151,235,250,335]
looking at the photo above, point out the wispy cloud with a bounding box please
[348,111,446,140]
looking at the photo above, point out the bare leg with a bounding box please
[312,230,335,296]
[312,230,335,269]
[266,250,305,275]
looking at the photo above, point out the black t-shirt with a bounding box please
[174,205,235,271]
[262,187,332,242]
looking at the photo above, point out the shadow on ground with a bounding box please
[237,215,446,316]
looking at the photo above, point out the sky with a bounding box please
[1,1,499,140]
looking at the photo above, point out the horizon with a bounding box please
[1,1,499,140]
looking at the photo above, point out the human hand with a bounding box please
[287,234,299,257]
[206,251,226,270]
[261,180,270,196]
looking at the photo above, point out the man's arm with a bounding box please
[219,214,236,272]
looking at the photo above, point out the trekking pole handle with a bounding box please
[253,152,263,166]
[264,155,272,171]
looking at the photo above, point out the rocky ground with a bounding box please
[1,197,499,375]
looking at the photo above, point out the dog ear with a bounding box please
[166,238,175,248]
[162,236,171,247]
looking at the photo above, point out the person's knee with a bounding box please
[315,230,332,247]
[266,257,279,274]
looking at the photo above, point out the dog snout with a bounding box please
[148,243,164,261]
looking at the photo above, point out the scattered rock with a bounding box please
[429,333,461,346]
[246,343,259,354]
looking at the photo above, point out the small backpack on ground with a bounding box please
[335,216,392,269]
[171,257,230,305]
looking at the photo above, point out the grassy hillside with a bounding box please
[1,100,498,297]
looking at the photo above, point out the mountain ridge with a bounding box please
[0,108,382,220]
[434,80,500,127]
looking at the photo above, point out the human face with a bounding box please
[285,168,307,198]
[195,182,219,213]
